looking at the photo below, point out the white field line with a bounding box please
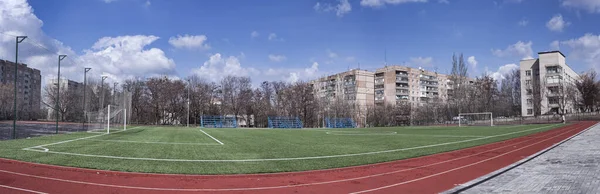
[0,184,48,194]
[325,131,488,138]
[81,139,222,145]
[199,129,224,145]
[0,123,577,192]
[23,126,142,151]
[350,125,578,194]
[21,124,560,162]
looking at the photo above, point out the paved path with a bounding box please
[458,123,600,194]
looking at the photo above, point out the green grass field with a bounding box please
[0,124,564,174]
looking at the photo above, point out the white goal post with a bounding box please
[458,112,494,127]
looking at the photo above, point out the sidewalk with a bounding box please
[454,123,600,194]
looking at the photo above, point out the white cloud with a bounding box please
[560,0,600,13]
[550,40,560,50]
[251,31,259,38]
[103,0,117,3]
[561,33,600,72]
[518,19,528,26]
[491,41,534,60]
[488,64,519,81]
[145,0,151,7]
[0,0,177,84]
[314,0,352,17]
[438,0,449,4]
[410,57,433,67]
[192,53,259,82]
[287,62,320,83]
[78,35,177,81]
[346,56,356,62]
[327,49,338,58]
[467,56,477,69]
[360,0,427,7]
[168,34,210,50]
[268,33,284,41]
[268,54,287,62]
[546,14,570,32]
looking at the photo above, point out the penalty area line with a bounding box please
[199,129,224,145]
[22,126,142,151]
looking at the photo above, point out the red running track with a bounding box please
[0,121,596,194]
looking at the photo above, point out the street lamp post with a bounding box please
[82,68,91,131]
[56,55,67,134]
[12,36,27,139]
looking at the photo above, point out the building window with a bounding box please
[527,109,533,115]
[525,80,531,86]
[526,99,532,105]
[525,70,531,76]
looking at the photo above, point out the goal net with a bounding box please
[86,105,126,133]
[457,112,494,127]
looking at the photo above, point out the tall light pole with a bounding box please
[187,79,190,127]
[12,36,27,139]
[112,82,118,105]
[82,68,91,130]
[99,75,107,122]
[56,55,67,134]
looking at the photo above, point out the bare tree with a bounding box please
[575,70,600,112]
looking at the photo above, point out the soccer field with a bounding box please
[0,124,564,174]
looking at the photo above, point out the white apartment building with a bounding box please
[374,66,451,106]
[520,51,579,116]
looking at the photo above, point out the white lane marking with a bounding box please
[0,184,48,194]
[81,139,222,145]
[350,125,579,193]
[22,124,560,162]
[0,124,576,192]
[199,129,224,145]
[22,127,142,151]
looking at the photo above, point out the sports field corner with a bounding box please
[0,121,595,193]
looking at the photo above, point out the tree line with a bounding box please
[1,55,599,127]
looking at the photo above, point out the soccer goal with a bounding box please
[200,115,237,128]
[457,112,494,127]
[268,116,303,128]
[86,105,127,133]
[325,117,356,128]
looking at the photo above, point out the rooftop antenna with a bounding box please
[384,49,387,66]
[358,62,360,70]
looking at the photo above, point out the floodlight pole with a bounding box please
[12,36,27,139]
[187,79,190,127]
[112,82,118,105]
[100,76,108,110]
[56,55,67,134]
[82,68,91,131]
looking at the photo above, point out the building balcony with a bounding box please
[395,78,409,83]
[396,85,409,89]
[396,73,409,78]
[548,103,560,108]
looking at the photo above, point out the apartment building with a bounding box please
[520,51,579,116]
[46,77,83,120]
[310,69,374,127]
[374,66,450,106]
[0,60,42,120]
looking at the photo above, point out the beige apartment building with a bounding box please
[310,69,374,127]
[520,51,579,116]
[374,66,450,106]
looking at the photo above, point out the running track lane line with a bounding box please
[349,122,592,194]
[0,123,579,192]
[0,184,47,194]
[20,124,561,162]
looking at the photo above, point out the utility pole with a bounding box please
[12,36,27,139]
[100,76,108,121]
[56,55,67,134]
[82,67,91,131]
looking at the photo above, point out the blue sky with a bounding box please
[1,0,599,84]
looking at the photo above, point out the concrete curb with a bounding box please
[441,122,600,194]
